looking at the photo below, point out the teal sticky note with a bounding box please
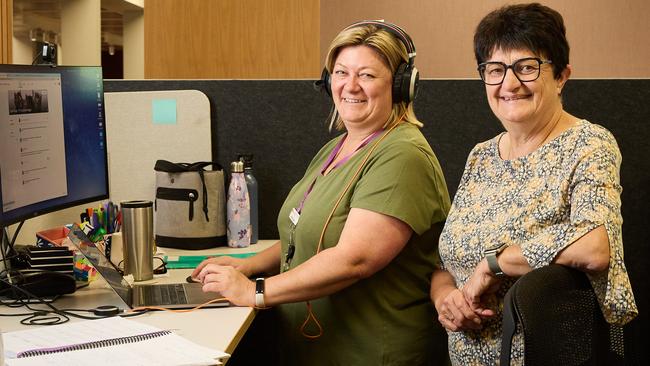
[152,99,177,124]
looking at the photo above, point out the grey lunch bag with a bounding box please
[154,160,226,249]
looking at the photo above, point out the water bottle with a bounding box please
[238,154,258,243]
[227,161,251,248]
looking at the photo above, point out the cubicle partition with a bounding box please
[104,79,649,364]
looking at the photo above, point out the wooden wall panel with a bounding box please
[1,0,12,63]
[144,0,320,79]
[320,0,650,78]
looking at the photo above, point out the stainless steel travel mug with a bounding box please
[120,200,154,281]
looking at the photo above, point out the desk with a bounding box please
[1,240,276,358]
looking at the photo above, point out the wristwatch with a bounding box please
[484,243,507,277]
[255,278,266,308]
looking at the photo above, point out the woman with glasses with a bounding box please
[193,21,451,365]
[430,3,637,365]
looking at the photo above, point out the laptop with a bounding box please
[67,224,229,309]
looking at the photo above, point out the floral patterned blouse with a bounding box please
[437,120,638,365]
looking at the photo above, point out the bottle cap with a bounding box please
[231,161,244,173]
[237,153,254,168]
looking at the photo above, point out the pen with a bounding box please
[110,201,117,232]
[92,211,99,229]
[103,202,110,231]
[115,210,122,232]
[107,202,114,233]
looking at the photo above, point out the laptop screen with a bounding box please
[67,224,132,307]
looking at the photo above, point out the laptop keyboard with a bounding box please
[150,284,188,305]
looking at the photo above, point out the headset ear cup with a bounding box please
[321,68,332,96]
[401,64,419,103]
[393,62,418,104]
[410,66,420,102]
[392,63,408,103]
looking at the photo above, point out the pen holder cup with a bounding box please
[103,232,125,269]
[121,200,154,281]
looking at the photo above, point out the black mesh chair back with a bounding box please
[500,264,624,366]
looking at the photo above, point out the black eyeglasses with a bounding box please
[477,57,552,85]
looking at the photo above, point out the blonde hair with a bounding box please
[324,24,422,131]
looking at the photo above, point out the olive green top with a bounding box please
[276,123,451,365]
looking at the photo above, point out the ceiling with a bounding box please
[12,0,143,51]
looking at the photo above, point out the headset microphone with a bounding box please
[313,70,328,92]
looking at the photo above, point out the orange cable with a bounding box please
[128,297,228,313]
[300,118,403,339]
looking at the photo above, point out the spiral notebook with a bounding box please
[2,317,228,365]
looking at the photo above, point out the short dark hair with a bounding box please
[473,3,569,79]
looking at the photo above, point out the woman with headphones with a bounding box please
[194,21,451,365]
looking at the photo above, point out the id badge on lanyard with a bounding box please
[284,209,300,271]
[289,208,300,226]
[283,129,383,272]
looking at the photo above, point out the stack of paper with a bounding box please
[2,317,228,366]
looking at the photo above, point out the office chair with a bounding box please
[500,264,624,366]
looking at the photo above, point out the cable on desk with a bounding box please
[129,297,228,313]
[119,309,150,317]
[115,257,168,276]
[21,310,68,326]
[0,275,148,325]
[0,276,70,325]
[1,227,20,278]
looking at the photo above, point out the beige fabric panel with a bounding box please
[104,90,212,204]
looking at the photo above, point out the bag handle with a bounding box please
[154,160,223,172]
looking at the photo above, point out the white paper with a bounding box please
[3,317,227,366]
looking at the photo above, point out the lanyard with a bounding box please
[295,129,384,216]
[284,129,384,271]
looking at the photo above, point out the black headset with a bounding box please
[316,20,419,104]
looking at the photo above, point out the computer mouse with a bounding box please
[10,270,77,298]
[186,275,201,283]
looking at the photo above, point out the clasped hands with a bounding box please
[191,256,257,307]
[437,259,502,332]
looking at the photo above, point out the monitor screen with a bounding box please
[0,65,109,226]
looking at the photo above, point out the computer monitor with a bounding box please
[0,65,109,227]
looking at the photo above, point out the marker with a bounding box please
[107,202,114,233]
[92,211,99,229]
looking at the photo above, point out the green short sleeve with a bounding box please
[351,129,450,234]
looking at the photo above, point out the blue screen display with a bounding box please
[0,65,109,226]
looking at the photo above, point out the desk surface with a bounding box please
[1,240,276,357]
